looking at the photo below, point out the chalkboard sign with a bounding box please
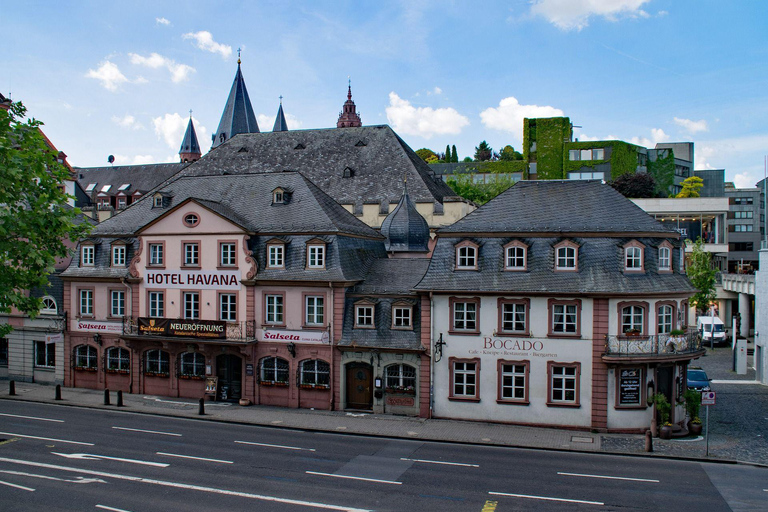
[619,368,641,405]
[204,376,218,397]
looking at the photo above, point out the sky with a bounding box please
[2,0,767,188]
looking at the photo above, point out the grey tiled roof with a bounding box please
[211,63,259,148]
[381,184,431,252]
[349,259,430,295]
[75,163,190,201]
[272,103,289,132]
[60,237,139,280]
[179,117,200,155]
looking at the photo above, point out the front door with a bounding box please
[656,365,675,423]
[216,354,242,402]
[346,363,373,410]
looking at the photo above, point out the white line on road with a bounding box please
[400,457,479,467]
[0,412,64,423]
[489,491,604,506]
[0,469,106,484]
[0,457,371,512]
[235,440,316,451]
[306,471,402,485]
[0,432,93,446]
[112,426,181,437]
[142,397,231,407]
[710,380,760,385]
[96,505,133,512]
[52,452,169,467]
[557,472,659,483]
[0,479,35,491]
[156,452,233,464]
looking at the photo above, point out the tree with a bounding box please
[474,141,492,161]
[676,176,704,198]
[610,172,658,198]
[499,145,523,161]
[685,238,716,314]
[462,156,472,162]
[0,101,91,336]
[415,148,438,163]
[451,145,458,163]
[446,171,515,205]
[445,145,451,162]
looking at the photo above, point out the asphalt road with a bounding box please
[0,401,765,511]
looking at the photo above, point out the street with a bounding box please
[0,401,764,511]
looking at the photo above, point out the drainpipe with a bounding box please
[329,281,335,410]
[429,291,434,419]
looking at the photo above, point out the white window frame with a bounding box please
[220,243,237,267]
[112,245,126,266]
[220,293,237,321]
[658,305,673,334]
[355,305,374,328]
[622,305,645,334]
[149,243,164,266]
[658,246,671,270]
[41,296,57,315]
[81,245,95,266]
[625,246,642,270]
[265,294,284,324]
[184,243,199,266]
[552,303,577,334]
[452,301,477,332]
[300,359,330,386]
[148,291,164,318]
[501,302,526,333]
[451,360,477,398]
[34,340,56,368]
[268,244,284,268]
[505,245,526,270]
[308,244,325,269]
[80,289,94,317]
[499,362,528,402]
[392,305,412,328]
[456,245,477,269]
[556,245,576,270]
[111,290,125,317]
[550,364,579,404]
[305,296,324,326]
[183,292,200,319]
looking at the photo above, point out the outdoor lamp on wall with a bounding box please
[287,342,296,358]
[646,379,655,405]
[434,333,446,363]
[93,334,102,346]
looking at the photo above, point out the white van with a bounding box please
[697,316,726,344]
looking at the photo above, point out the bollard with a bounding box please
[645,430,653,452]
[198,397,205,415]
[104,389,111,406]
[9,380,15,396]
[55,384,62,400]
[116,390,124,407]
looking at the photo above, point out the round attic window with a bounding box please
[183,213,200,227]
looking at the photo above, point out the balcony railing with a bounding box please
[604,329,701,357]
[122,317,256,343]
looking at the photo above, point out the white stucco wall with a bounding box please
[756,248,768,384]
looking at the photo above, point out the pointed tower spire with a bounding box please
[179,112,201,163]
[380,177,430,254]
[211,56,259,149]
[272,96,289,132]
[337,77,362,128]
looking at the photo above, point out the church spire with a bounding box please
[179,112,201,163]
[337,78,362,128]
[272,96,289,132]
[211,55,259,149]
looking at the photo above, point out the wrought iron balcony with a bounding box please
[122,317,256,343]
[604,329,702,359]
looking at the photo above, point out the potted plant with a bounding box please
[683,388,703,436]
[653,393,673,439]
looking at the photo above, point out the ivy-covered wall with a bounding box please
[562,140,642,180]
[647,149,675,197]
[524,117,572,180]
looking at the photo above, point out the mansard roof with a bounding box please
[75,163,190,202]
[272,103,289,132]
[211,62,259,149]
[381,182,430,252]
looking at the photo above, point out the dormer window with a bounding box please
[504,241,528,271]
[272,188,284,205]
[554,241,578,271]
[455,241,478,270]
[153,195,163,208]
[392,302,413,330]
[658,242,673,273]
[354,301,375,329]
[267,242,285,268]
[307,242,325,269]
[81,244,95,267]
[117,196,127,209]
[624,240,645,273]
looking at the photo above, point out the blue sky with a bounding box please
[3,0,767,187]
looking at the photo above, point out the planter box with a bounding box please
[74,367,98,372]
[106,369,130,375]
[179,375,205,380]
[260,381,289,387]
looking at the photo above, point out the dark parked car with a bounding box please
[687,367,711,391]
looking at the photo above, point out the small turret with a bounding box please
[179,113,201,163]
[272,97,289,132]
[380,180,430,254]
[337,79,362,128]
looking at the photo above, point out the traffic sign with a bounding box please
[701,391,716,405]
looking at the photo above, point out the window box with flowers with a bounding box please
[74,366,98,372]
[299,383,330,390]
[179,374,205,380]
[385,386,416,396]
[106,367,130,375]
[260,380,289,387]
[145,372,170,378]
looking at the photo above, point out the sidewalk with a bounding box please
[2,348,766,467]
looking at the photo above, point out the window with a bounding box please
[220,293,237,321]
[180,352,205,377]
[183,243,199,267]
[450,298,479,334]
[658,246,671,271]
[112,245,126,266]
[0,338,8,367]
[392,305,412,329]
[385,364,416,392]
[449,357,479,400]
[300,359,330,387]
[548,362,580,406]
[81,245,95,266]
[734,224,753,232]
[657,304,674,334]
[593,148,605,160]
[498,360,529,403]
[153,196,163,208]
[268,244,284,268]
[110,290,125,317]
[183,292,200,319]
[732,197,754,205]
[145,349,170,375]
[41,296,57,315]
[498,299,528,335]
[620,303,647,334]
[504,243,526,270]
[220,242,237,267]
[555,242,578,271]
[730,242,754,252]
[265,294,284,325]
[74,345,98,369]
[624,243,643,271]
[734,211,753,219]
[580,149,592,161]
[148,291,164,318]
[34,341,55,368]
[148,243,164,266]
[568,149,580,161]
[183,213,200,227]
[355,304,374,328]
[261,356,289,383]
[106,347,130,372]
[305,296,324,326]
[117,196,127,209]
[79,289,93,317]
[456,242,478,269]
[273,189,284,204]
[568,171,605,180]
[549,299,581,337]
[307,244,325,268]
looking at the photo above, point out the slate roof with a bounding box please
[211,62,259,149]
[60,238,139,280]
[348,258,430,295]
[380,183,430,252]
[181,125,459,214]
[179,117,201,155]
[272,103,289,132]
[75,163,190,202]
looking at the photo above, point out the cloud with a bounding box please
[529,0,651,31]
[480,97,564,141]
[129,53,195,83]
[673,117,708,134]
[183,31,232,59]
[132,155,155,165]
[111,114,144,130]
[85,61,129,91]
[257,112,303,131]
[385,92,469,139]
[426,87,442,96]
[156,17,171,26]
[628,128,670,147]
[733,172,755,189]
[152,113,208,150]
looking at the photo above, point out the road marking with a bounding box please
[235,440,316,451]
[306,471,402,485]
[0,479,35,491]
[156,452,233,464]
[710,380,759,385]
[143,397,231,407]
[0,412,64,423]
[557,472,659,483]
[0,432,93,446]
[0,457,371,511]
[96,506,132,512]
[400,457,479,467]
[489,491,604,506]
[52,452,169,467]
[481,500,498,511]
[112,426,181,437]
[0,470,106,484]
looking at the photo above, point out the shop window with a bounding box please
[300,359,330,387]
[615,367,644,408]
[74,345,98,370]
[450,297,480,334]
[261,356,289,385]
[385,364,416,394]
[180,352,205,377]
[497,359,529,404]
[265,294,284,325]
[449,357,480,401]
[34,341,55,368]
[498,298,529,335]
[106,347,130,372]
[548,299,581,337]
[547,362,580,406]
[220,293,237,321]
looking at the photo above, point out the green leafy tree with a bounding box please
[610,172,658,198]
[445,145,451,162]
[647,150,675,197]
[451,145,458,162]
[415,148,438,163]
[676,176,704,198]
[462,156,472,162]
[446,172,515,205]
[685,238,717,313]
[0,101,91,336]
[474,140,492,162]
[499,145,523,161]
